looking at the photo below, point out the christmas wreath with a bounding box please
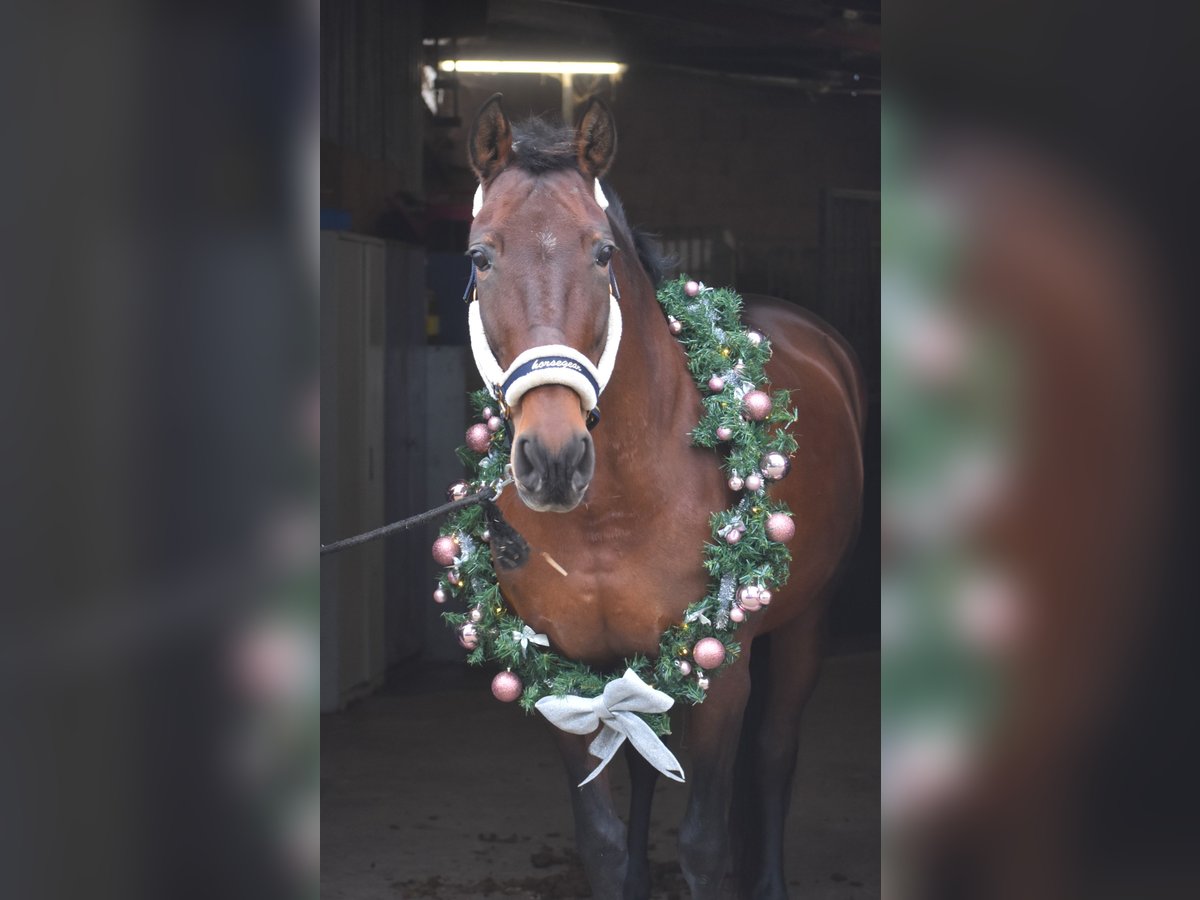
[431,276,798,739]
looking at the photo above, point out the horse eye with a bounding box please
[595,244,615,267]
[469,248,490,271]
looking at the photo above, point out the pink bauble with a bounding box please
[678,660,692,676]
[432,535,460,566]
[466,423,492,453]
[469,606,483,622]
[446,481,470,502]
[744,473,763,492]
[685,280,700,297]
[725,528,741,545]
[487,415,504,432]
[482,406,494,420]
[760,451,791,481]
[759,588,772,606]
[433,588,447,604]
[696,675,710,691]
[738,586,762,611]
[458,623,479,650]
[728,474,744,491]
[668,316,683,335]
[742,390,772,421]
[491,670,523,702]
[716,426,733,441]
[729,606,746,623]
[747,330,763,346]
[765,512,796,543]
[692,637,726,669]
[447,567,462,587]
[708,375,725,393]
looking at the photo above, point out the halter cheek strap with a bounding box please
[466,178,621,425]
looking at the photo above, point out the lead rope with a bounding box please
[320,478,514,556]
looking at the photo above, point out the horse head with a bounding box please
[467,94,619,513]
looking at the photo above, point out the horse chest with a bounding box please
[495,505,713,666]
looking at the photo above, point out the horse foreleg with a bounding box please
[745,612,826,899]
[623,741,659,899]
[678,656,752,900]
[728,636,771,892]
[550,727,629,900]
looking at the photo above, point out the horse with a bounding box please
[463,93,866,899]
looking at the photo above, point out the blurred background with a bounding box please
[883,1,1200,898]
[0,3,319,900]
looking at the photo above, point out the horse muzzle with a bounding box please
[512,429,595,512]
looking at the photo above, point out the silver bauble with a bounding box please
[760,452,791,482]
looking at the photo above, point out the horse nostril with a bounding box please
[514,431,593,504]
[571,434,595,492]
[513,435,544,491]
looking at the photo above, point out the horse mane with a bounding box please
[510,116,675,287]
[600,186,676,288]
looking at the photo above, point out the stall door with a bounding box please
[320,231,386,711]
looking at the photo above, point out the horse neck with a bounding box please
[587,256,701,505]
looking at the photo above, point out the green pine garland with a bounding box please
[436,276,798,736]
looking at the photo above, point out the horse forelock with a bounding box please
[508,117,578,175]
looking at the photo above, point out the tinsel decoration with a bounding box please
[433,276,798,736]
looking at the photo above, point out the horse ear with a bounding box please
[468,93,513,183]
[574,97,617,180]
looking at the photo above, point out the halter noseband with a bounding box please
[464,179,622,430]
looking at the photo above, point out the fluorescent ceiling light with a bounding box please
[439,60,624,75]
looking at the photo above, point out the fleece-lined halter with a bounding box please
[465,178,623,429]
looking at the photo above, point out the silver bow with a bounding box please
[535,669,685,786]
[511,625,549,656]
[716,515,745,539]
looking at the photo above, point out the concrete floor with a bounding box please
[322,649,879,899]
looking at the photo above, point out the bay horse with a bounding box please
[465,94,865,899]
